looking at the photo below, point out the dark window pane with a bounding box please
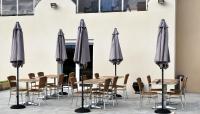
[78,0,99,13]
[137,0,146,11]
[0,0,1,15]
[18,0,34,15]
[2,0,17,16]
[101,0,121,12]
[124,0,146,11]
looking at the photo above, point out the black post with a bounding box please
[115,63,117,77]
[75,65,90,113]
[17,66,19,105]
[154,68,171,113]
[161,68,164,109]
[10,67,26,109]
[81,74,84,108]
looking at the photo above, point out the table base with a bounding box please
[75,107,90,113]
[155,108,171,113]
[10,104,26,109]
[152,105,176,110]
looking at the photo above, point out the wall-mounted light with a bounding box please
[50,3,58,8]
[158,0,165,4]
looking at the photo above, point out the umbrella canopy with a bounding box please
[109,28,123,65]
[10,22,25,68]
[56,29,67,64]
[73,19,90,65]
[154,19,170,69]
[109,28,123,76]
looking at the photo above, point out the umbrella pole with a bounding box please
[115,63,117,76]
[59,64,68,95]
[10,66,26,109]
[17,66,19,105]
[75,65,90,113]
[154,68,171,113]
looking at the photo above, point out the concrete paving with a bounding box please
[0,90,200,114]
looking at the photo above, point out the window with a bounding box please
[18,0,34,15]
[78,0,99,13]
[0,0,1,15]
[76,0,147,13]
[2,0,17,16]
[0,0,38,16]
[124,0,147,11]
[101,0,121,12]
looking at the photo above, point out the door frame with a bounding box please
[59,39,93,84]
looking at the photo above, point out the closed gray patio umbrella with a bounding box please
[56,29,67,64]
[154,19,171,113]
[109,28,123,76]
[56,29,67,95]
[10,22,26,109]
[73,19,90,113]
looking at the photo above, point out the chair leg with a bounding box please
[57,88,60,100]
[139,95,142,109]
[8,91,12,105]
[125,89,128,99]
[21,93,24,104]
[103,95,106,109]
[180,96,184,110]
[183,94,186,106]
[154,96,158,109]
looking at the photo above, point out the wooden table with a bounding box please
[152,79,178,85]
[83,78,106,84]
[101,76,124,79]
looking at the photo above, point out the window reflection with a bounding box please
[101,0,121,12]
[78,0,99,13]
[18,0,34,15]
[2,0,17,16]
[124,0,146,11]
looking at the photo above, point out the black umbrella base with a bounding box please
[10,104,26,109]
[59,92,68,95]
[75,107,90,113]
[155,108,171,113]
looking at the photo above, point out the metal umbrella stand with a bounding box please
[10,22,26,109]
[74,19,90,113]
[154,19,171,113]
[56,29,68,95]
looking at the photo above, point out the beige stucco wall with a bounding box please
[176,0,200,93]
[0,0,175,94]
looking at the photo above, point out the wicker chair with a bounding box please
[28,73,37,89]
[137,77,158,109]
[92,78,112,109]
[147,75,162,92]
[29,76,47,106]
[7,75,27,105]
[46,74,64,100]
[167,76,188,109]
[116,73,129,99]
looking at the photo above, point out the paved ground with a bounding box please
[0,90,200,114]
